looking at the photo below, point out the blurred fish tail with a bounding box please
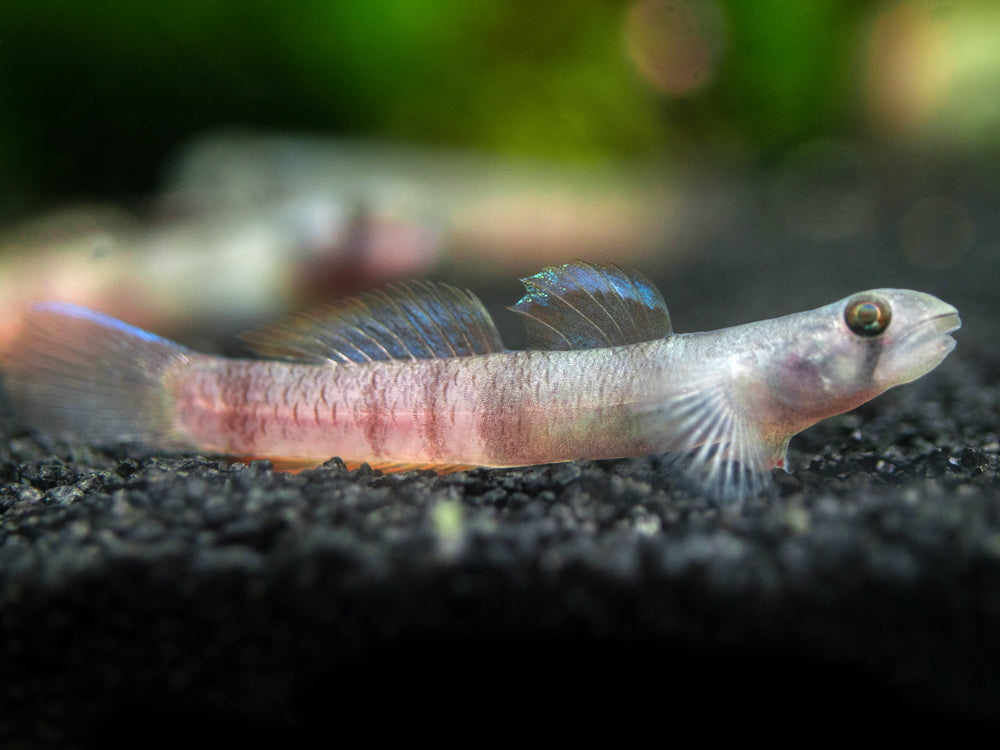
[3,302,190,447]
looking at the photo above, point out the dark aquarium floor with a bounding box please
[3,153,1000,744]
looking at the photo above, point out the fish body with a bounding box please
[169,348,650,470]
[3,262,960,501]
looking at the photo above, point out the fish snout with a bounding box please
[934,308,961,337]
[922,299,961,351]
[880,294,960,385]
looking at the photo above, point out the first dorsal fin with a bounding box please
[243,280,505,363]
[509,261,672,350]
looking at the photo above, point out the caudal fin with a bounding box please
[3,302,191,447]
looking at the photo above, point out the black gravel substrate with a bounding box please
[2,154,999,745]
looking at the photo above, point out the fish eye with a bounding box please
[844,294,891,337]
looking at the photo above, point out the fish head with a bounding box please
[762,288,960,428]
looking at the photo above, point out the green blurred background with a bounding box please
[2,0,999,218]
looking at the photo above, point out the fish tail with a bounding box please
[3,302,191,447]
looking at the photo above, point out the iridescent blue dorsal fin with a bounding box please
[242,280,505,363]
[508,261,672,350]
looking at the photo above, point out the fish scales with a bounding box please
[169,349,654,468]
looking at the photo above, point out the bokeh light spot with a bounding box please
[624,0,726,96]
[899,196,973,270]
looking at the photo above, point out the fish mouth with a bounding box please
[938,311,961,335]
[884,305,960,384]
[926,308,962,346]
[879,295,962,387]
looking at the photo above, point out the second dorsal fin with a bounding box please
[243,280,505,363]
[509,261,672,350]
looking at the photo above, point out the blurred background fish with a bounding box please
[0,136,692,353]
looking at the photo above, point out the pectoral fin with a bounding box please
[641,379,775,503]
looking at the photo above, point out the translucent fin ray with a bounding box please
[509,261,672,350]
[640,379,774,503]
[3,302,190,446]
[243,280,505,363]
